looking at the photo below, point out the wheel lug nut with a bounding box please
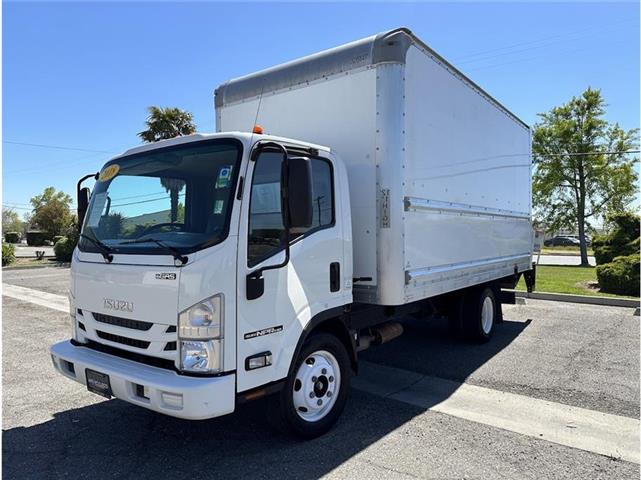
[329,376,334,382]
[312,376,317,382]
[309,392,314,398]
[321,368,327,375]
[327,391,332,397]
[317,399,322,406]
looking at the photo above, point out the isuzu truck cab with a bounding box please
[50,28,535,438]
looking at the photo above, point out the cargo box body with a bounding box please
[215,28,532,306]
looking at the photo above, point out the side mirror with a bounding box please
[283,157,313,229]
[77,187,90,230]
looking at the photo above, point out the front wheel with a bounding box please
[269,333,351,439]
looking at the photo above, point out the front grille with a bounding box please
[92,312,153,331]
[83,340,176,371]
[96,331,150,349]
[164,341,177,351]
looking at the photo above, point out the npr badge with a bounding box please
[244,325,283,340]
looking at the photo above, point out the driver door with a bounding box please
[236,146,344,392]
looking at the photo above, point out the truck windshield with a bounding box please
[79,139,242,256]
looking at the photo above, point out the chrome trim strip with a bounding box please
[406,253,531,282]
[404,197,530,220]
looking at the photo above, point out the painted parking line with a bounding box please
[4,283,640,463]
[2,283,68,313]
[354,362,640,464]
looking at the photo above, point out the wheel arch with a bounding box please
[287,306,357,379]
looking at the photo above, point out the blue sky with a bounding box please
[3,1,639,216]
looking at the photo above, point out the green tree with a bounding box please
[532,87,639,266]
[2,208,23,235]
[29,187,74,239]
[137,106,196,222]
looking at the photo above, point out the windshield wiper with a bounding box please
[80,234,114,263]
[118,238,188,265]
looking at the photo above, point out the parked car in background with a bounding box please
[565,234,592,246]
[544,236,581,247]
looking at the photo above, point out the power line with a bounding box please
[3,140,118,154]
[465,39,627,72]
[454,19,636,64]
[3,152,109,176]
[534,150,640,158]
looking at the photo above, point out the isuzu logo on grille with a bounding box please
[103,298,134,312]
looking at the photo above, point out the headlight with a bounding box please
[178,294,223,339]
[178,295,224,373]
[179,340,222,372]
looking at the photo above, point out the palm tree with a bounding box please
[138,106,196,222]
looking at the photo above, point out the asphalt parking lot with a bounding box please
[2,267,640,479]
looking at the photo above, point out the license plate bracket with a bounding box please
[85,368,112,398]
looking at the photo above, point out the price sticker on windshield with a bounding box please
[98,164,120,182]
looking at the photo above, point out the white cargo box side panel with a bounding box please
[402,45,532,301]
[217,68,379,287]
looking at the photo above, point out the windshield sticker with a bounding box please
[215,166,232,188]
[86,192,107,228]
[214,200,224,214]
[98,164,120,182]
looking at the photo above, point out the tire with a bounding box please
[461,286,497,343]
[269,333,351,439]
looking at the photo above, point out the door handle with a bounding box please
[330,262,340,292]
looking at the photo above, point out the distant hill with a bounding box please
[123,209,170,227]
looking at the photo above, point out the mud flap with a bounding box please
[523,264,536,293]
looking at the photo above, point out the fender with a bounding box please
[236,305,357,403]
[287,305,358,377]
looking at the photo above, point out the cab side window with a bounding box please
[248,152,334,267]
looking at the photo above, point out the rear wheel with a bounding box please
[461,286,497,343]
[269,333,351,438]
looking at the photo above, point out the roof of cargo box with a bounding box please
[215,27,529,130]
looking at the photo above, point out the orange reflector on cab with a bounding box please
[252,125,264,134]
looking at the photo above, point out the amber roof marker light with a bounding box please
[252,125,264,134]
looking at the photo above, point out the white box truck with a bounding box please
[51,28,535,438]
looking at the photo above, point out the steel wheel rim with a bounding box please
[292,349,341,422]
[481,296,494,334]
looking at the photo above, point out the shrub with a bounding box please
[2,243,16,266]
[54,222,79,262]
[4,232,20,243]
[53,235,64,244]
[26,230,48,246]
[54,237,75,262]
[596,253,640,296]
[593,212,640,266]
[607,212,640,240]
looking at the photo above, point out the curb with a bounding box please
[513,290,639,308]
[539,252,593,257]
[3,263,70,271]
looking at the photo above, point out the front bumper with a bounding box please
[50,340,235,420]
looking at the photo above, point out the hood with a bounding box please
[73,260,181,326]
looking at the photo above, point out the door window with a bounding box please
[247,151,334,267]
